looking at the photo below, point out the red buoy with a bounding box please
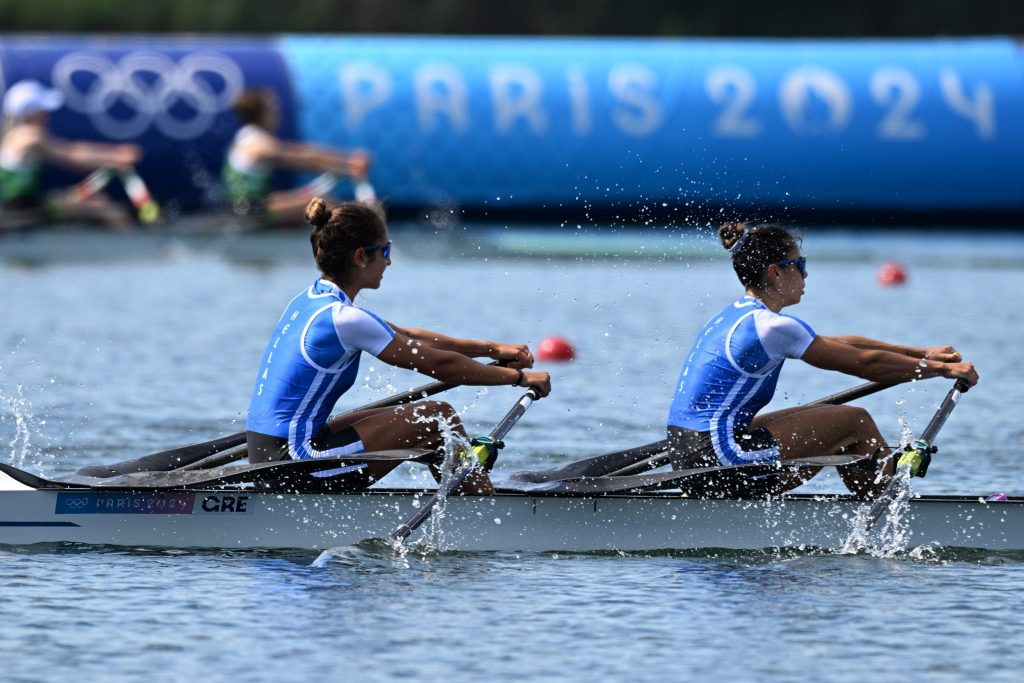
[537,336,576,362]
[877,261,908,287]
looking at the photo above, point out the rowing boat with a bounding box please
[0,379,1006,553]
[1,459,1019,552]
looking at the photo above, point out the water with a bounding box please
[2,224,1023,682]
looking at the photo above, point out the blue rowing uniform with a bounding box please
[246,278,396,459]
[667,296,816,465]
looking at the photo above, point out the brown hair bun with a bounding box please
[718,222,748,251]
[304,197,329,228]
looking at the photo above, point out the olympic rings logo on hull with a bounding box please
[51,51,244,140]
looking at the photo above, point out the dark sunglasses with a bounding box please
[777,256,807,275]
[362,241,392,259]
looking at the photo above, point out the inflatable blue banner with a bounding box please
[2,35,1022,217]
[0,35,297,212]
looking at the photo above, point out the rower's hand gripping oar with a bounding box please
[865,379,970,527]
[392,388,540,542]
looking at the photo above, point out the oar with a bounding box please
[299,172,339,198]
[514,380,898,483]
[298,173,376,205]
[518,454,872,496]
[72,168,115,200]
[392,388,540,542]
[863,379,970,528]
[119,168,161,224]
[75,364,502,478]
[808,380,897,407]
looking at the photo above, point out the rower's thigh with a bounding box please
[752,405,874,458]
[327,406,401,430]
[341,402,464,451]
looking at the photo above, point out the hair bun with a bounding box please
[718,222,748,251]
[304,197,329,228]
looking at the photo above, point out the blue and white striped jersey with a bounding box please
[246,278,396,452]
[667,296,816,456]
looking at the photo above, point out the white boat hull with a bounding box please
[0,486,1020,552]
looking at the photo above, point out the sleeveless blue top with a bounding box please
[247,278,395,449]
[668,295,816,442]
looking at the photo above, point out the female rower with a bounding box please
[1,80,141,229]
[246,197,551,493]
[666,222,979,499]
[223,89,372,224]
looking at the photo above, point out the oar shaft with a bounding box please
[918,380,969,444]
[865,379,969,527]
[491,392,536,443]
[808,381,896,406]
[354,370,492,412]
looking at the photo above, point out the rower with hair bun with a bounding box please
[222,88,375,225]
[666,222,979,499]
[245,197,551,493]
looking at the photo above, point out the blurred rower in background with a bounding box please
[0,80,142,230]
[222,88,374,225]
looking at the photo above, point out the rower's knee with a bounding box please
[399,401,464,448]
[840,405,871,427]
[413,401,460,424]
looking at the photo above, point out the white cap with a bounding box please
[2,80,64,118]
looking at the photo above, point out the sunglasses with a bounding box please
[776,256,807,275]
[362,241,392,259]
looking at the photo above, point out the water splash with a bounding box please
[312,389,489,564]
[310,539,411,569]
[1,383,36,469]
[840,475,916,556]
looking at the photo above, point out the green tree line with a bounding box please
[0,0,1020,36]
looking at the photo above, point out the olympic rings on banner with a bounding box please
[51,51,244,140]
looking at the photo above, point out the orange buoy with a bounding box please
[877,261,907,286]
[537,336,576,362]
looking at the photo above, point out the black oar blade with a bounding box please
[509,440,669,483]
[60,450,438,492]
[74,433,247,478]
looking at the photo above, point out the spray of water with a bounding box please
[840,473,916,556]
[312,389,488,566]
[1,383,36,469]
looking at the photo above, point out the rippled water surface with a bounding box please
[1,224,1023,682]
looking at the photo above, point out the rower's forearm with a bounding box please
[422,353,519,386]
[854,350,949,383]
[828,335,925,358]
[400,327,494,357]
